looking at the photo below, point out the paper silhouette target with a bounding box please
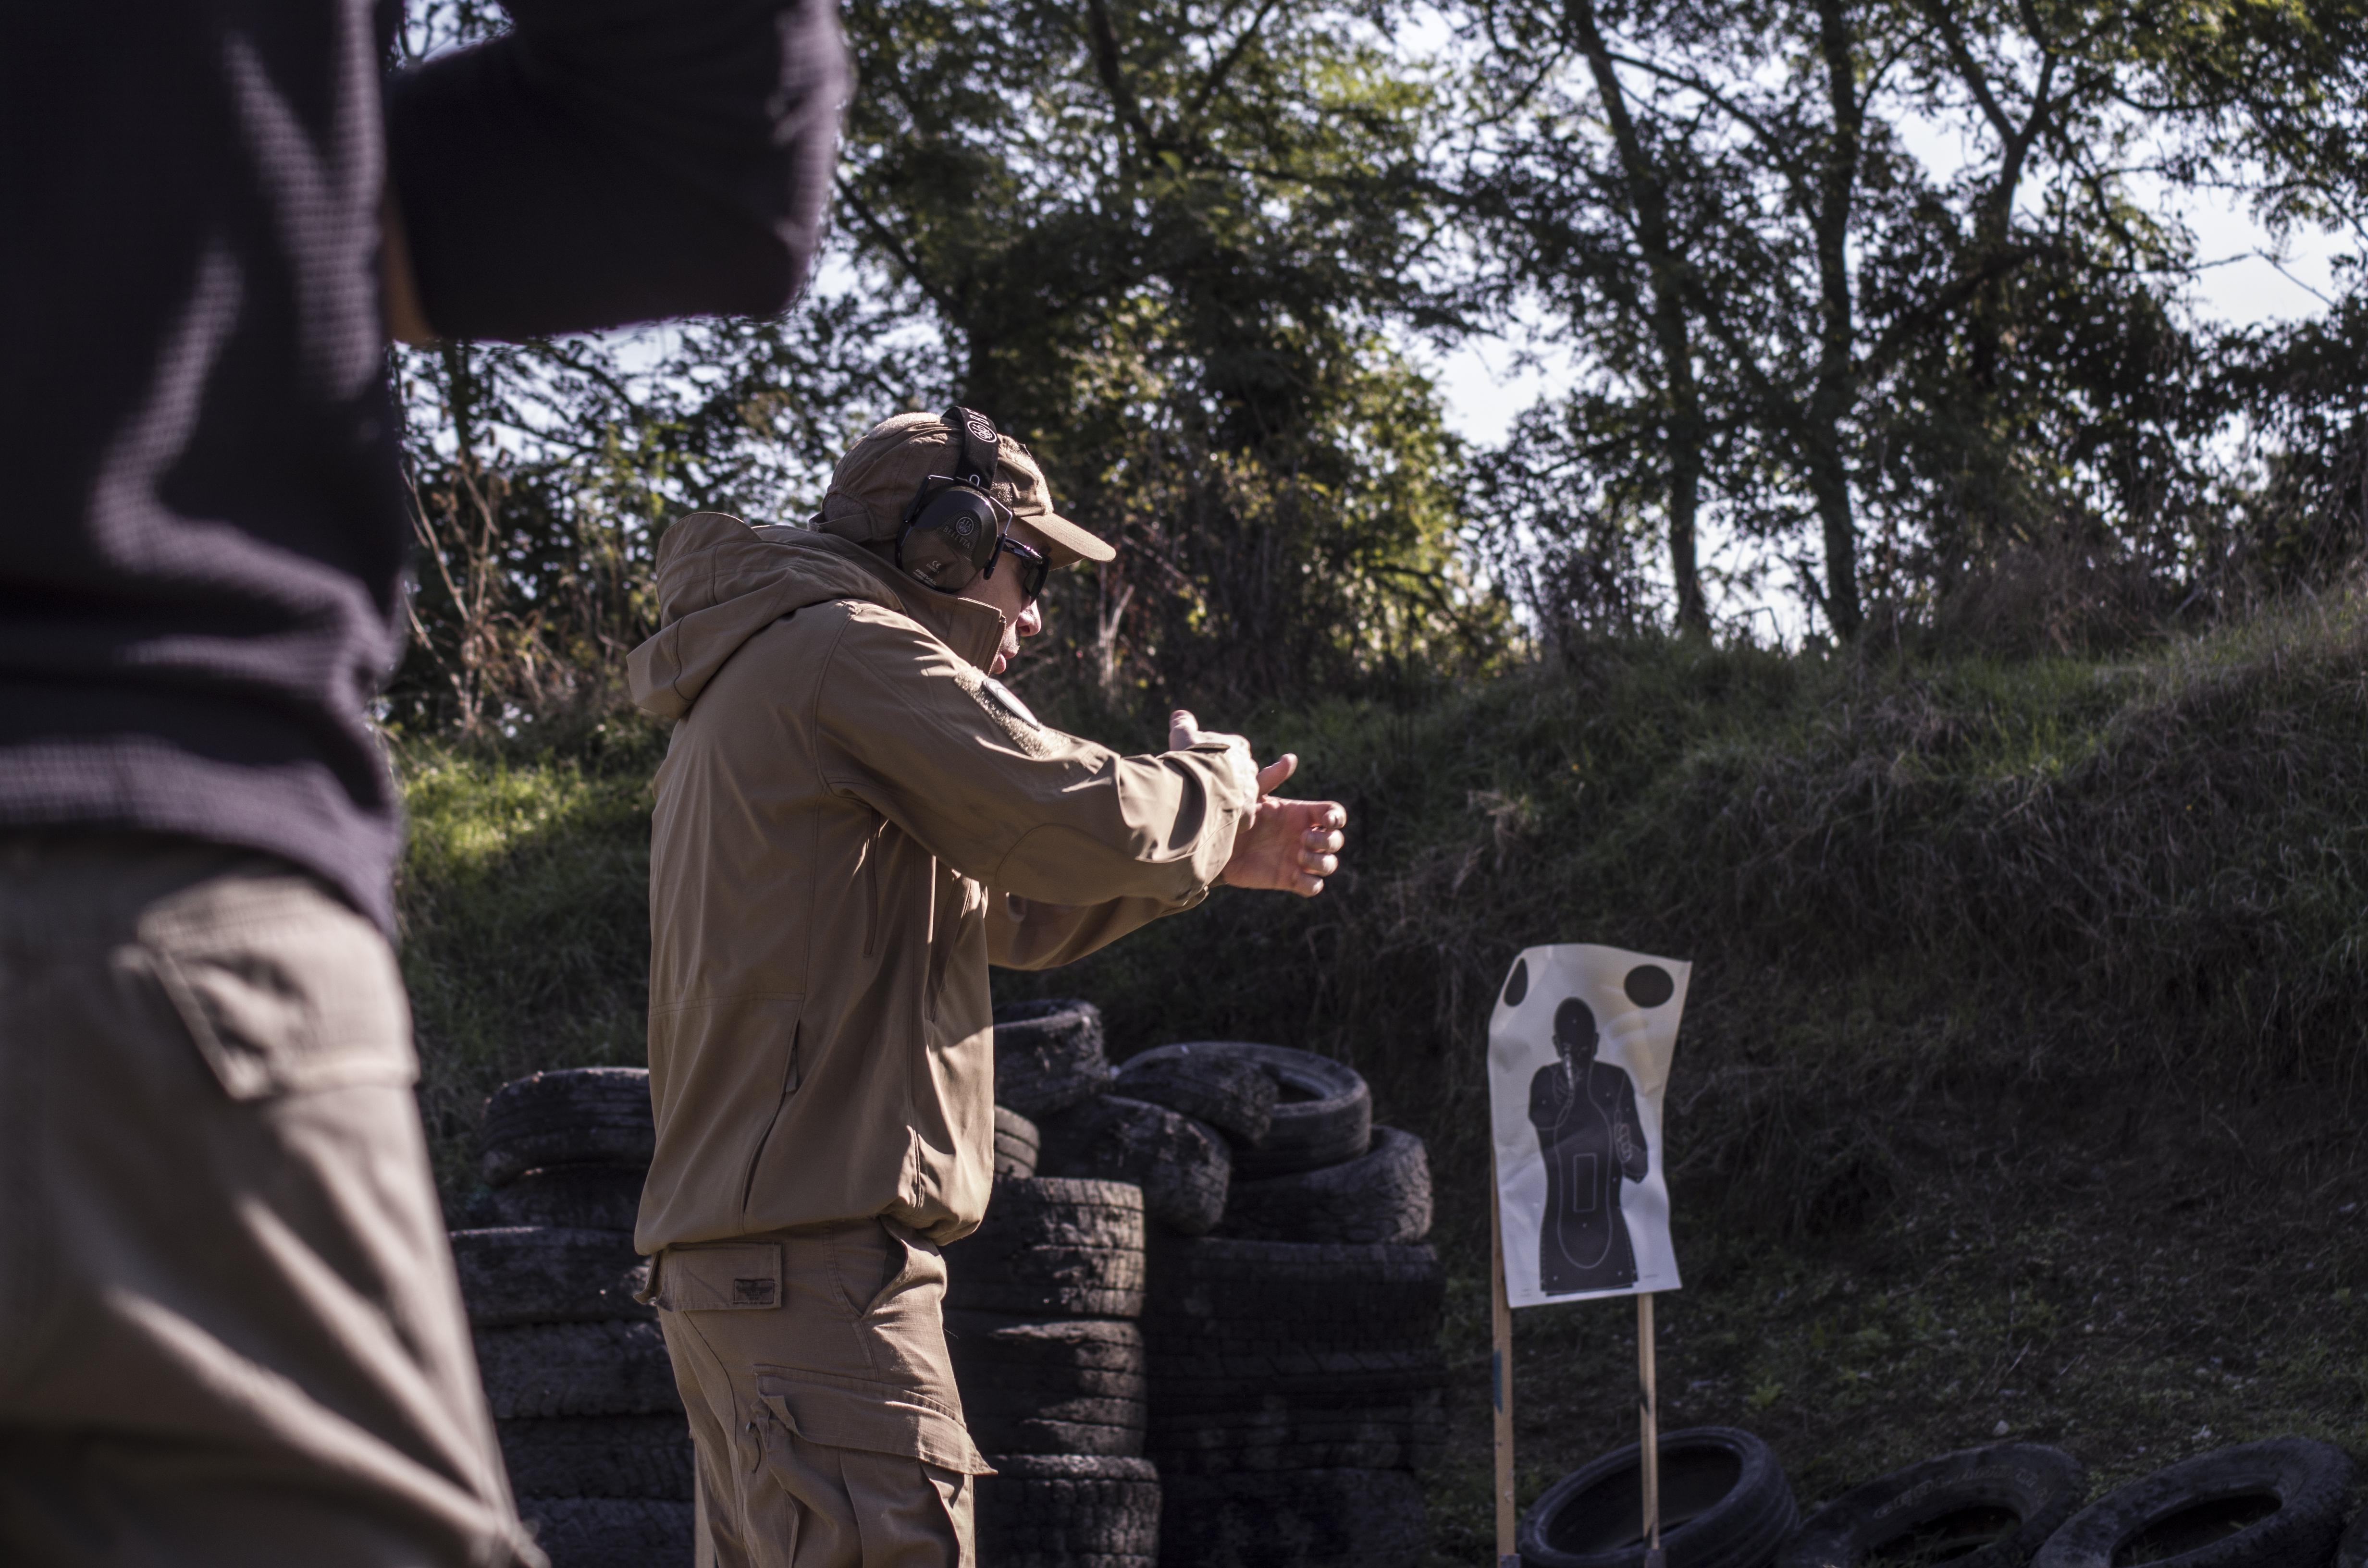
[1489,944,1689,1307]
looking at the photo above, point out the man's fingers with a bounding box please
[1256,753,1298,794]
[1168,709,1198,750]
[1304,827,1344,854]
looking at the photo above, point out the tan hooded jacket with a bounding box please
[625,514,1255,1256]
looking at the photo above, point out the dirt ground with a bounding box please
[1419,1081,2368,1562]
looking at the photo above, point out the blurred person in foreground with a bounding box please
[0,3,845,1562]
[627,408,1348,1566]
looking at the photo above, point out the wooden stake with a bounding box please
[1639,1292,1664,1568]
[1490,1146,1518,1568]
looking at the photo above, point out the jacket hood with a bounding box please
[628,512,1007,719]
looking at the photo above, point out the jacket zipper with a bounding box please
[863,819,888,959]
[924,857,942,1023]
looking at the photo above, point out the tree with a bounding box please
[832,0,1503,706]
[1455,0,2361,639]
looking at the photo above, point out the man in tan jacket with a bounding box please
[624,407,1347,1568]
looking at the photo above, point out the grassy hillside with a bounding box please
[397,599,2368,1555]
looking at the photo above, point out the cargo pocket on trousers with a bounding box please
[756,1368,994,1477]
[142,881,416,1101]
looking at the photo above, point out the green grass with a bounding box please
[396,717,664,1200]
[398,596,2368,1556]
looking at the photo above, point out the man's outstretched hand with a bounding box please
[1169,710,1348,898]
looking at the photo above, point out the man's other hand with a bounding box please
[1169,710,1348,898]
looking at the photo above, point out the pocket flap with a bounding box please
[654,1242,785,1311]
[759,1369,992,1475]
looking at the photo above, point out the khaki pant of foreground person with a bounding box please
[0,833,543,1568]
[655,1219,988,1568]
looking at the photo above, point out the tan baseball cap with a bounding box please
[812,411,1116,567]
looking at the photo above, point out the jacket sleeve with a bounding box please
[982,892,1188,971]
[814,608,1255,913]
[385,0,847,340]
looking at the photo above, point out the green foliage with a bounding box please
[395,718,664,1196]
[838,0,1504,706]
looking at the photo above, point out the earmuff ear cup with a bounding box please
[897,484,1002,592]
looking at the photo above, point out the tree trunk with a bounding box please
[1808,0,1865,638]
[1807,448,1862,637]
[1568,0,1710,635]
[1666,428,1707,634]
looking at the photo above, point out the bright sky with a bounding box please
[1426,194,2351,452]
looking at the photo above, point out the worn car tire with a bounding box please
[950,1312,1147,1451]
[1216,1125,1431,1245]
[1040,1095,1231,1235]
[1149,1343,1449,1404]
[1125,1042,1369,1177]
[2032,1438,2356,1568]
[1143,1237,1443,1350]
[1518,1426,1797,1568]
[1112,1049,1278,1147]
[994,999,1110,1120]
[1161,1468,1427,1568]
[518,1496,692,1568]
[945,1178,1147,1318]
[1150,1385,1445,1475]
[497,1415,694,1501]
[2339,1501,2368,1568]
[944,1253,1144,1319]
[968,1409,1146,1458]
[963,1391,1146,1428]
[975,1453,1161,1567]
[474,1320,680,1419]
[947,1313,1148,1402]
[479,1067,654,1188]
[1780,1443,2085,1568]
[488,1165,645,1233]
[449,1226,652,1327]
[996,1106,1042,1178]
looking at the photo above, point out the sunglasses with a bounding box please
[988,533,1051,605]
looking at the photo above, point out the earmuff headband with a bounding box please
[943,405,999,491]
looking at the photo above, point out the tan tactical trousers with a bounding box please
[0,833,542,1568]
[654,1219,991,1568]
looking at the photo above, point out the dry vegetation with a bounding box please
[396,594,2368,1556]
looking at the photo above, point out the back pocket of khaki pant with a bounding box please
[143,878,416,1101]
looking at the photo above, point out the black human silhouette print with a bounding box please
[1528,997,1651,1294]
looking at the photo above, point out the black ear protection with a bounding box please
[895,406,1011,593]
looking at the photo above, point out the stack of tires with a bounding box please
[1122,1040,1444,1568]
[451,1067,692,1568]
[951,1000,1162,1568]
